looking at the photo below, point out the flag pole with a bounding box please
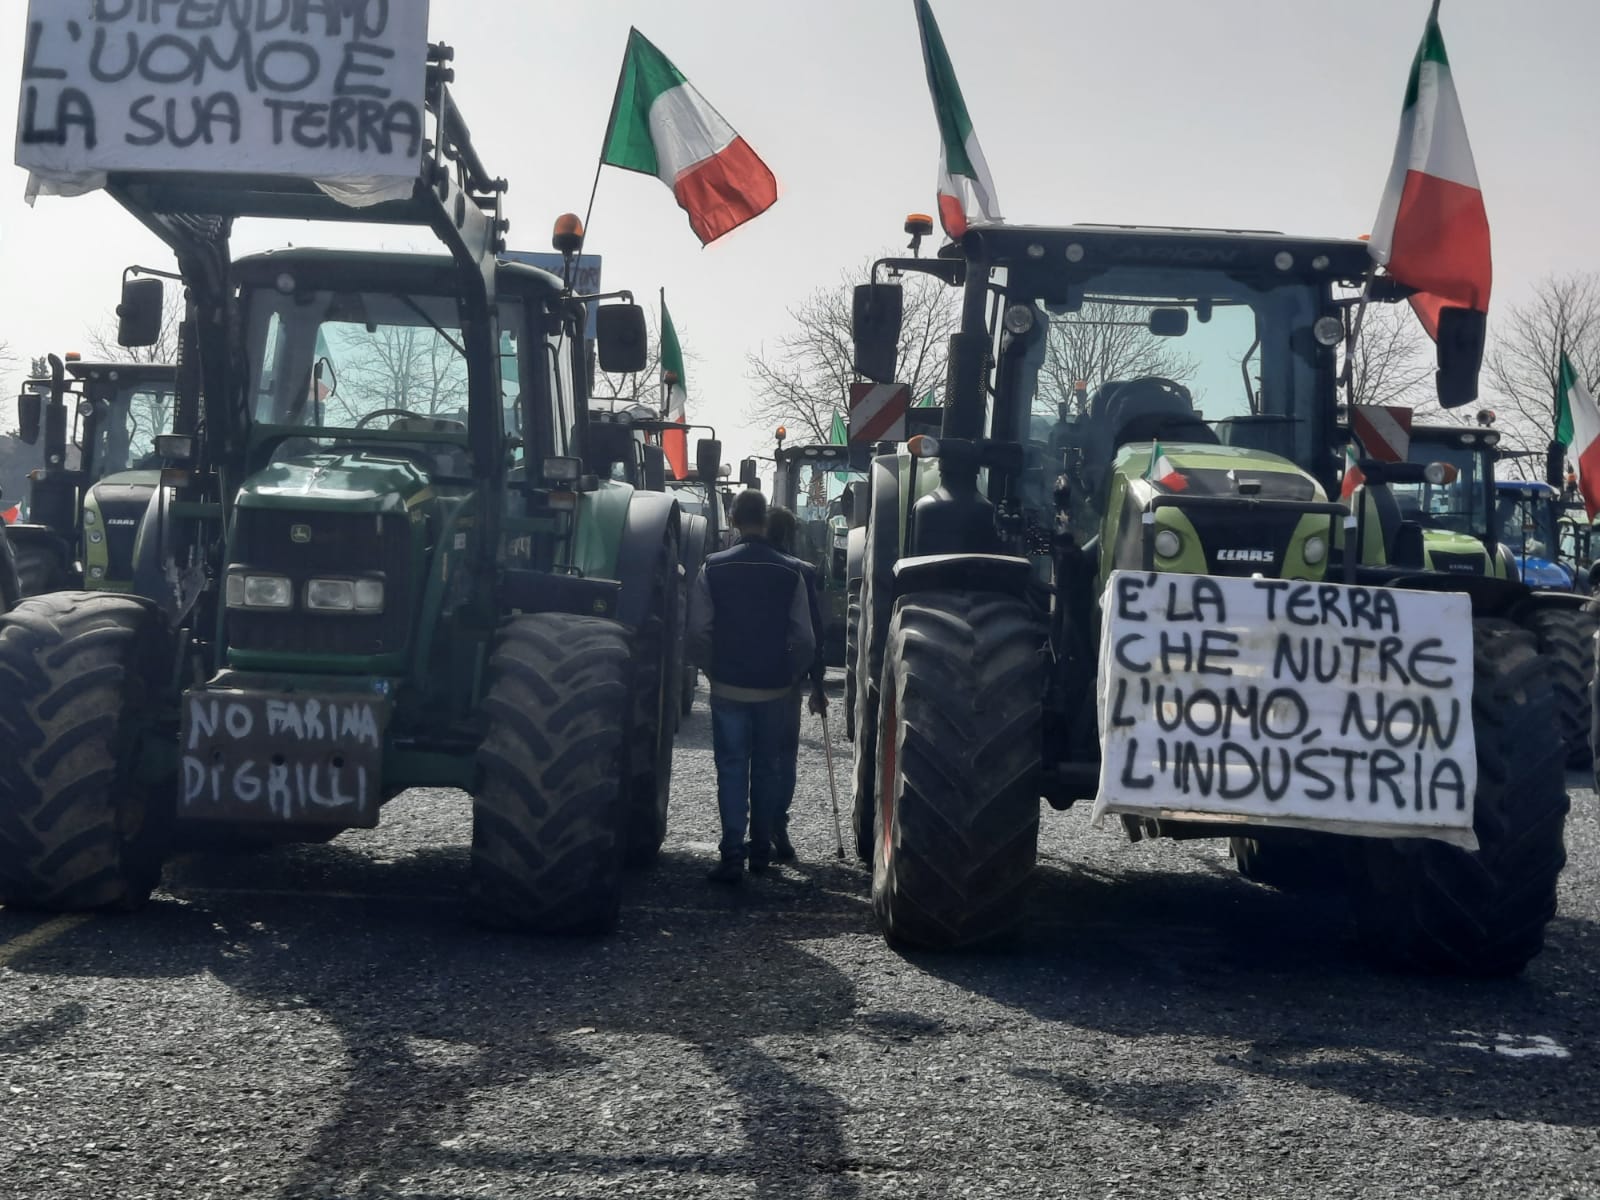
[582,27,637,260]
[660,286,668,418]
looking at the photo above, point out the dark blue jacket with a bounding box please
[687,536,815,700]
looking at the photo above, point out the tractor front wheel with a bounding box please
[1347,618,1568,976]
[471,613,632,934]
[1519,605,1597,768]
[872,591,1044,950]
[0,593,171,911]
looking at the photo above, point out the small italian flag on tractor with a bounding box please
[1341,443,1367,501]
[1144,441,1187,492]
[600,29,778,245]
[1556,353,1600,518]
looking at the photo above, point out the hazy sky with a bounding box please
[2,0,1597,466]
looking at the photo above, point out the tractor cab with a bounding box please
[773,441,867,665]
[1496,480,1575,590]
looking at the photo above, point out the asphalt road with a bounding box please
[3,673,1599,1199]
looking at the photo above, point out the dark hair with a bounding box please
[730,489,768,531]
[766,505,798,553]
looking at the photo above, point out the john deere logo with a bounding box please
[290,524,312,544]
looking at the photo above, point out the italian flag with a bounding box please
[913,0,1001,240]
[1341,442,1367,502]
[1556,354,1600,518]
[601,29,778,246]
[660,295,688,479]
[1368,1,1491,338]
[1144,441,1187,492]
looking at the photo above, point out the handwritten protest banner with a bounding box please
[1093,571,1479,848]
[16,0,430,197]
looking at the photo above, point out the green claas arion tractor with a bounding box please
[846,222,1567,974]
[0,45,684,933]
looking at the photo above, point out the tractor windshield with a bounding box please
[87,377,177,476]
[1007,267,1326,507]
[244,288,524,436]
[1395,438,1490,537]
[1497,491,1560,562]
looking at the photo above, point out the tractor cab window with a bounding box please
[87,379,177,476]
[245,288,525,441]
[1497,491,1559,561]
[547,325,579,458]
[781,458,858,574]
[1007,268,1324,528]
[1392,441,1488,536]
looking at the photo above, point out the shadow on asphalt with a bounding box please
[902,855,1600,1129]
[1,841,871,1200]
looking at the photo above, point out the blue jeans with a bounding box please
[710,694,790,858]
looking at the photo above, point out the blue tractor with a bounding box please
[1495,480,1579,591]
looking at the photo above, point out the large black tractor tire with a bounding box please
[1519,605,1597,768]
[872,591,1045,950]
[0,530,18,612]
[471,613,633,934]
[623,530,681,868]
[1347,618,1568,977]
[0,593,171,911]
[844,582,861,742]
[13,542,71,598]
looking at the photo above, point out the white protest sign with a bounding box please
[1093,571,1478,848]
[16,0,430,200]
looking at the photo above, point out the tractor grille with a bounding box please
[1427,550,1488,576]
[227,509,413,658]
[93,483,155,581]
[1185,506,1309,578]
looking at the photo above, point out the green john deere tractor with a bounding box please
[0,46,683,932]
[8,355,178,596]
[1345,421,1598,768]
[846,222,1567,975]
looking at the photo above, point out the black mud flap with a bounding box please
[178,686,391,829]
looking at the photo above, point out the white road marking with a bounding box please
[1449,1031,1572,1059]
[0,914,91,968]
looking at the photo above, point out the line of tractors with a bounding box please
[1,43,1593,980]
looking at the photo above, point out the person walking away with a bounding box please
[687,490,816,882]
[765,506,827,861]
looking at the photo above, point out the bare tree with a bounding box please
[333,327,470,423]
[592,310,667,410]
[1484,272,1600,473]
[746,259,959,445]
[1033,303,1199,420]
[1343,301,1436,411]
[86,294,183,365]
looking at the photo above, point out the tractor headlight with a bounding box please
[1302,535,1328,566]
[226,572,293,610]
[1153,529,1183,559]
[305,578,384,614]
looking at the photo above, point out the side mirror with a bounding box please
[1547,441,1566,490]
[695,437,722,484]
[16,390,42,445]
[844,481,867,529]
[1149,307,1189,337]
[739,458,760,489]
[584,419,635,477]
[642,443,667,492]
[595,303,648,374]
[852,283,903,383]
[1435,305,1486,409]
[117,276,165,348]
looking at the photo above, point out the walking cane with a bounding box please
[819,709,846,860]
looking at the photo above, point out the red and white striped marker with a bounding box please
[1350,404,1413,464]
[849,381,911,444]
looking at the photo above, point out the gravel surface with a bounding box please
[3,671,1599,1199]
